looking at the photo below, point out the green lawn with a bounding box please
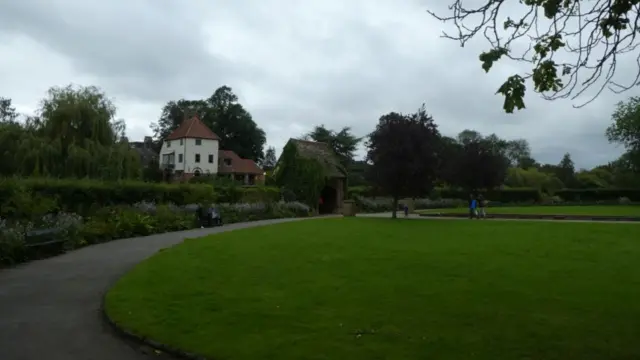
[417,205,640,216]
[106,218,640,360]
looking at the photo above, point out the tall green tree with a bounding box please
[262,146,277,171]
[428,1,640,112]
[457,129,482,145]
[0,85,141,180]
[347,160,371,187]
[304,125,362,167]
[152,86,267,162]
[366,105,441,218]
[607,96,640,170]
[556,153,576,188]
[505,139,533,167]
[0,97,18,123]
[443,137,509,192]
[504,167,564,193]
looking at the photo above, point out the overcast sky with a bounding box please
[0,0,637,169]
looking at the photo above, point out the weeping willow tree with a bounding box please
[0,85,142,179]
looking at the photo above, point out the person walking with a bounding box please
[477,194,487,219]
[468,194,478,219]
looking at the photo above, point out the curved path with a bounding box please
[0,217,330,360]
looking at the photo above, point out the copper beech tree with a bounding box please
[365,105,442,218]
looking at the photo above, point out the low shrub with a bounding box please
[619,196,632,205]
[0,199,311,267]
[414,198,467,209]
[352,196,466,213]
[212,201,311,223]
[236,186,281,204]
[352,196,394,213]
[347,186,374,198]
[539,194,564,205]
[348,187,544,203]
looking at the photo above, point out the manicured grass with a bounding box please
[106,218,640,360]
[417,205,640,216]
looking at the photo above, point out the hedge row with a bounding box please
[348,186,640,203]
[0,178,281,216]
[556,188,640,201]
[347,186,542,203]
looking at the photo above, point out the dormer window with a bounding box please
[224,158,232,166]
[166,141,171,148]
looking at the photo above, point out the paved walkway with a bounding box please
[0,217,331,360]
[357,212,640,224]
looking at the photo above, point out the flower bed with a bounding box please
[352,196,466,213]
[0,201,311,267]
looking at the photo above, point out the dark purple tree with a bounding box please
[365,105,442,218]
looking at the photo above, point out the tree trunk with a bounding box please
[392,195,398,219]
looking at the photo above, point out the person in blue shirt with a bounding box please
[469,194,478,219]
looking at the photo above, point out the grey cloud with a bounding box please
[0,0,251,102]
[0,0,633,168]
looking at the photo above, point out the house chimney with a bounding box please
[144,136,153,148]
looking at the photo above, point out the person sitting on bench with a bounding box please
[208,206,222,226]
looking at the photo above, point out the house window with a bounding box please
[178,154,183,163]
[195,139,202,145]
[180,139,183,145]
[166,141,171,148]
[208,154,214,163]
[224,158,232,166]
[195,154,200,163]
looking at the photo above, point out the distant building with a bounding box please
[218,150,264,185]
[130,136,158,167]
[158,115,264,184]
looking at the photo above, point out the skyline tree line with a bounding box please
[0,83,638,190]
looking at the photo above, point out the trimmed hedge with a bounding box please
[348,186,640,203]
[556,189,640,202]
[0,178,281,216]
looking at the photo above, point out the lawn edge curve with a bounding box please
[100,215,343,360]
[101,291,209,360]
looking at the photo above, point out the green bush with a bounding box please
[0,178,216,214]
[0,178,282,215]
[347,186,373,198]
[556,189,640,202]
[238,186,281,203]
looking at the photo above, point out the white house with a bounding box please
[158,115,265,184]
[159,115,220,180]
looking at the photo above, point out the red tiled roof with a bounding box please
[218,150,263,175]
[166,115,221,140]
